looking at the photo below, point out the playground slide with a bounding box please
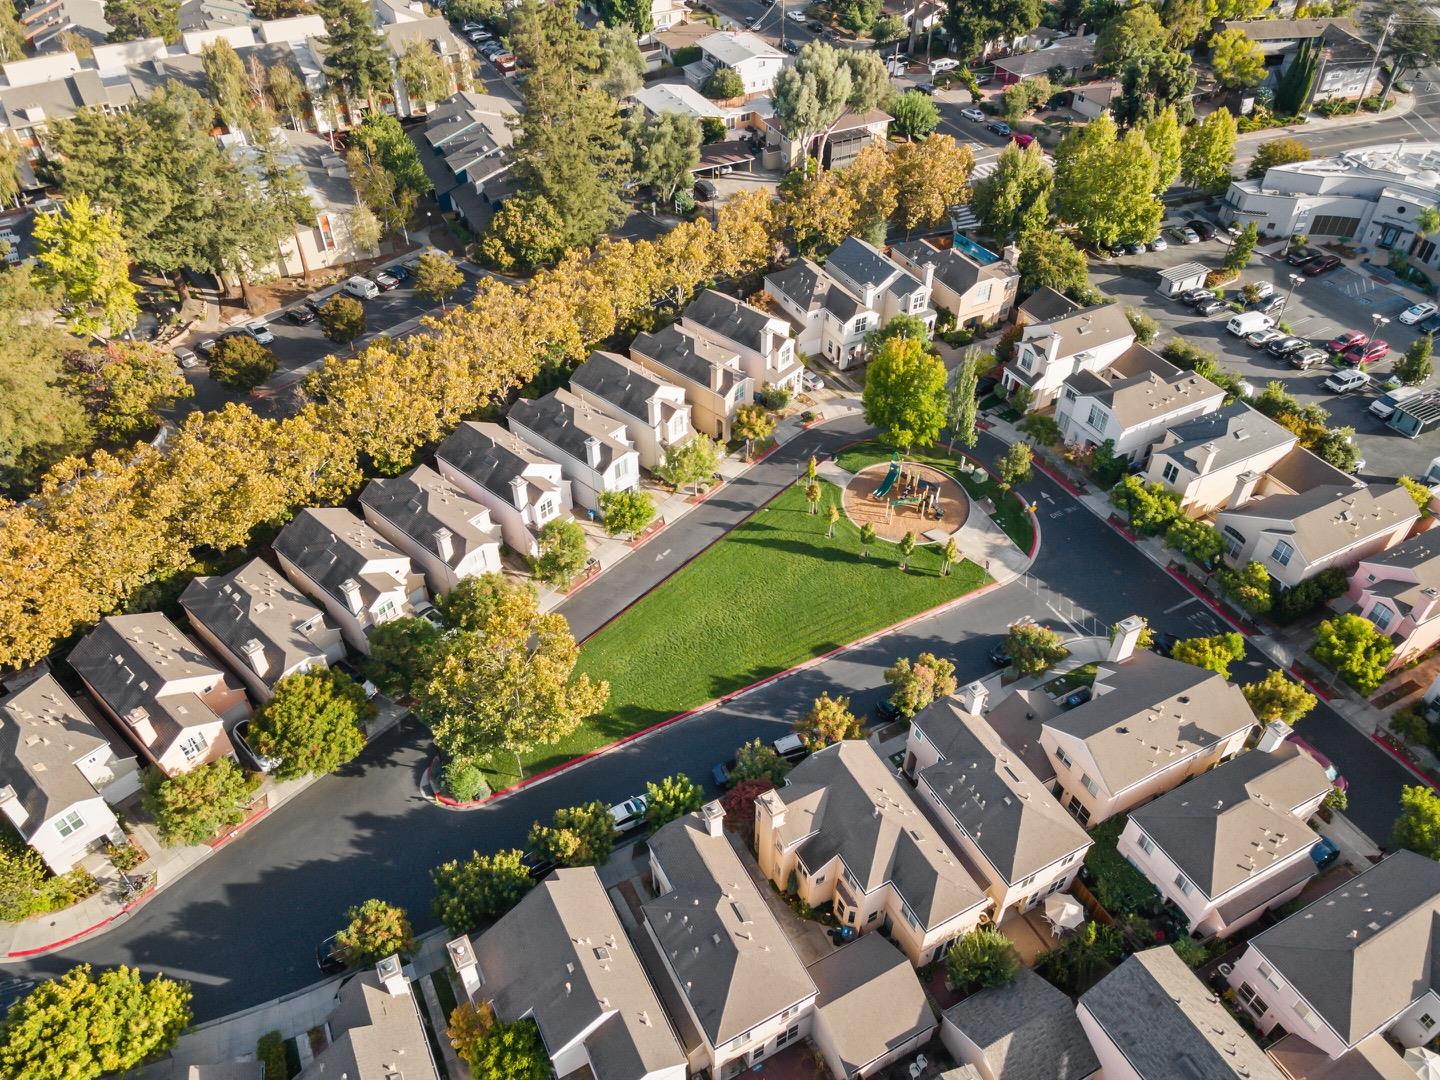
[873,459,901,499]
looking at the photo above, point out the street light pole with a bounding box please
[1283,272,1303,312]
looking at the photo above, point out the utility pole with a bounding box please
[1359,13,1394,107]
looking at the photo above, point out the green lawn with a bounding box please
[834,440,1035,553]
[482,479,990,788]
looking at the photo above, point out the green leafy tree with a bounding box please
[1035,920,1123,994]
[598,488,656,539]
[1002,621,1069,675]
[942,0,1042,67]
[795,692,863,750]
[645,773,704,828]
[1242,669,1317,725]
[1179,107,1237,193]
[85,342,193,440]
[862,335,948,450]
[1392,784,1440,860]
[397,39,454,108]
[656,433,720,495]
[104,0,178,42]
[431,849,534,933]
[535,518,589,588]
[1113,48,1197,126]
[734,402,776,458]
[1274,37,1317,114]
[1209,27,1267,88]
[319,295,366,350]
[441,759,490,802]
[1125,307,1159,345]
[1053,115,1162,246]
[859,520,877,557]
[884,651,958,717]
[1225,221,1259,271]
[898,530,916,569]
[1170,632,1245,678]
[450,1005,550,1080]
[250,668,373,780]
[208,334,277,390]
[0,964,191,1080]
[202,39,251,132]
[479,192,568,271]
[0,825,97,922]
[355,114,431,201]
[316,0,393,109]
[1017,229,1090,296]
[970,141,1052,238]
[700,116,727,144]
[1246,137,1310,180]
[1313,612,1395,693]
[336,899,415,966]
[1111,474,1181,534]
[1001,75,1052,125]
[1144,105,1183,194]
[835,0,881,32]
[997,441,1033,489]
[628,111,701,202]
[1165,517,1224,565]
[945,927,1019,994]
[597,0,652,32]
[888,90,941,138]
[702,67,745,100]
[1096,3,1166,70]
[414,252,464,311]
[142,759,260,846]
[772,43,892,164]
[1218,560,1273,614]
[731,738,791,784]
[528,801,614,866]
[871,12,906,39]
[1395,335,1434,386]
[366,616,443,695]
[32,195,140,339]
[949,349,982,450]
[864,312,932,353]
[1310,427,1360,474]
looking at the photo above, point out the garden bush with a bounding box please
[1083,818,1160,915]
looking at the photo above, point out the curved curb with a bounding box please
[424,757,494,810]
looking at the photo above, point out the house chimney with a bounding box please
[958,679,989,715]
[1197,442,1220,475]
[446,936,482,999]
[1230,470,1261,509]
[240,638,268,676]
[1257,720,1292,753]
[1108,615,1146,663]
[648,393,661,428]
[710,362,724,392]
[700,799,725,837]
[433,527,455,563]
[1002,243,1021,269]
[339,578,364,616]
[124,706,156,745]
[509,474,528,510]
[756,789,785,830]
[919,260,935,290]
[0,786,22,827]
[585,436,602,470]
[375,954,408,997]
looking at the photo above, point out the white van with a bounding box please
[1227,311,1275,337]
[930,58,960,73]
[1370,385,1421,419]
[342,275,380,300]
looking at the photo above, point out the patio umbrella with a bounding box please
[1044,893,1085,930]
[1405,1047,1440,1080]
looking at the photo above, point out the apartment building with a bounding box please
[681,289,803,394]
[507,388,642,512]
[568,351,694,473]
[434,420,571,558]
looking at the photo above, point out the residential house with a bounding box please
[755,740,991,967]
[177,0,251,33]
[1056,345,1227,463]
[379,16,467,117]
[941,967,1100,1080]
[1040,617,1259,826]
[507,387,641,511]
[764,106,891,170]
[889,237,1019,330]
[434,420,571,557]
[993,33,1097,86]
[807,934,938,1080]
[1214,482,1418,590]
[569,351,694,472]
[880,0,941,35]
[407,91,515,227]
[359,465,502,597]
[0,673,135,874]
[903,689,1092,918]
[180,557,344,703]
[1069,80,1118,120]
[1000,299,1135,409]
[685,31,786,98]
[68,614,244,776]
[1081,947,1285,1080]
[630,324,751,442]
[272,508,429,655]
[1142,402,1300,514]
[1117,735,1332,939]
[1221,18,1378,105]
[1345,532,1440,670]
[19,0,110,53]
[1264,1032,1420,1080]
[1225,851,1440,1066]
[763,236,935,371]
[633,81,729,128]
[643,803,815,1078]
[469,866,687,1080]
[682,289,803,392]
[299,960,441,1080]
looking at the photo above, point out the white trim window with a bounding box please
[54,809,85,838]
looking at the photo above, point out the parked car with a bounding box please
[342,275,380,300]
[1122,241,1145,255]
[1150,631,1180,657]
[930,57,959,73]
[1420,312,1440,334]
[1011,132,1035,149]
[610,795,649,834]
[787,8,806,20]
[1324,368,1371,393]
[1342,339,1389,365]
[286,305,316,325]
[232,719,279,773]
[173,345,199,368]
[520,848,558,880]
[772,732,809,762]
[1326,329,1367,353]
[801,369,823,391]
[1195,298,1225,315]
[386,263,411,283]
[1186,219,1216,240]
[1286,246,1320,265]
[1400,301,1439,325]
[873,699,902,725]
[1265,336,1308,358]
[1180,287,1212,305]
[332,658,379,699]
[1310,836,1341,870]
[694,178,718,201]
[1370,385,1422,419]
[960,106,985,122]
[245,320,275,345]
[1303,254,1342,275]
[807,19,823,31]
[1148,235,1167,251]
[195,337,218,357]
[711,760,735,787]
[1244,328,1285,349]
[1289,347,1327,369]
[989,638,1012,667]
[1061,686,1092,709]
[914,82,937,96]
[316,934,345,975]
[1227,311,1276,337]
[1255,294,1287,314]
[986,120,1012,136]
[304,293,329,314]
[493,54,518,73]
[1171,226,1200,244]
[782,38,799,52]
[1248,280,1274,300]
[369,269,400,291]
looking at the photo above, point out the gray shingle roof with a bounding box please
[1066,345,1224,430]
[1017,286,1080,323]
[1246,850,1440,1048]
[474,868,686,1080]
[359,465,499,572]
[1219,483,1418,564]
[435,421,562,505]
[272,508,417,614]
[913,699,1090,885]
[1081,947,1285,1080]
[826,235,908,292]
[684,289,779,353]
[1155,402,1296,475]
[507,388,632,472]
[1357,531,1440,617]
[299,971,438,1080]
[892,238,1009,299]
[644,814,815,1049]
[1027,299,1134,360]
[944,966,1100,1080]
[0,674,110,830]
[994,33,1096,78]
[765,259,829,313]
[570,351,671,425]
[630,324,747,396]
[808,934,935,1075]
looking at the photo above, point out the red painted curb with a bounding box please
[1371,733,1440,791]
[1030,458,1083,499]
[206,803,271,849]
[6,885,155,959]
[1288,663,1336,702]
[1162,565,1254,637]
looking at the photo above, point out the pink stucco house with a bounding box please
[1345,530,1440,671]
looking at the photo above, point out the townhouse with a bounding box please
[299,958,441,1080]
[1214,482,1418,589]
[1117,734,1332,940]
[684,31,786,98]
[755,740,991,967]
[1225,851,1440,1071]
[272,508,429,655]
[764,236,936,371]
[434,421,570,557]
[643,803,816,1078]
[630,323,751,442]
[180,558,344,704]
[1142,402,1302,513]
[507,388,642,512]
[0,673,135,874]
[903,689,1092,919]
[1055,346,1226,464]
[407,91,515,228]
[1346,532,1440,670]
[940,967,1099,1080]
[359,464,502,597]
[1081,947,1285,1080]
[681,289,803,394]
[765,106,891,170]
[889,237,1019,331]
[1040,618,1259,826]
[1000,298,1136,408]
[468,867,687,1080]
[568,351,694,472]
[68,614,244,775]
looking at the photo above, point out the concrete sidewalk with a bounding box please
[1234,91,1416,146]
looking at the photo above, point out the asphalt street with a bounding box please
[17,416,1419,1020]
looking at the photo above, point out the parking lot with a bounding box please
[1090,229,1439,482]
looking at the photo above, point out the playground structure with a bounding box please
[844,460,970,544]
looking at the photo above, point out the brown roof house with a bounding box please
[941,966,1100,1080]
[807,933,937,1079]
[298,958,441,1080]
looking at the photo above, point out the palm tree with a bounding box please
[860,522,876,558]
[826,503,840,538]
[942,536,959,577]
[898,531,916,571]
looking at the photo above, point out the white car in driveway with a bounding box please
[342,275,380,300]
[1399,301,1439,325]
[930,58,959,73]
[1324,368,1371,394]
[960,106,985,122]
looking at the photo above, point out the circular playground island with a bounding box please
[842,460,970,544]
